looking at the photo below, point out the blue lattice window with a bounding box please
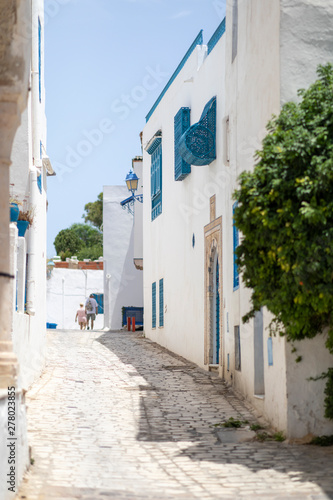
[152,282,156,328]
[147,134,162,221]
[233,202,239,290]
[38,17,42,102]
[178,97,216,166]
[174,107,191,181]
[159,279,164,327]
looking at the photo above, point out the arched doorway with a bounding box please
[204,209,222,370]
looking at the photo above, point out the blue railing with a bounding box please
[207,17,226,55]
[146,30,203,123]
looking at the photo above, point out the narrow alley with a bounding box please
[17,330,333,500]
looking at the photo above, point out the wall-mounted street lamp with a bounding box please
[120,170,143,215]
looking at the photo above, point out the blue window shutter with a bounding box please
[151,144,162,220]
[159,279,164,327]
[38,17,42,103]
[233,202,239,290]
[174,107,191,181]
[152,282,156,328]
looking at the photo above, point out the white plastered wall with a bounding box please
[47,268,104,330]
[279,0,333,437]
[142,36,226,367]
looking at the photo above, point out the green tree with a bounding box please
[54,229,83,260]
[233,64,333,417]
[70,223,102,247]
[82,192,103,229]
[54,224,103,261]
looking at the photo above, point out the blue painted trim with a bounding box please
[207,17,226,55]
[233,202,239,290]
[146,30,203,122]
[38,17,42,103]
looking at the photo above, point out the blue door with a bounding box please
[215,257,220,363]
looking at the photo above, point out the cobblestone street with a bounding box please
[16,329,333,500]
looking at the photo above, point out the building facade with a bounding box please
[142,1,333,439]
[0,1,54,497]
[103,183,143,330]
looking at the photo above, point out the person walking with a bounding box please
[75,303,87,330]
[85,294,98,330]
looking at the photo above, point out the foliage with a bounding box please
[70,223,102,247]
[82,192,103,229]
[233,64,333,350]
[213,417,249,428]
[311,434,333,446]
[54,223,103,261]
[77,244,103,261]
[18,206,35,224]
[54,229,83,259]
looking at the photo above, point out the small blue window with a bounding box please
[38,17,42,103]
[37,173,42,194]
[152,282,156,328]
[233,202,239,290]
[159,279,164,327]
[267,337,273,366]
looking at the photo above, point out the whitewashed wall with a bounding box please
[103,186,143,330]
[223,0,286,432]
[10,0,48,389]
[47,268,104,330]
[279,0,333,438]
[223,0,333,437]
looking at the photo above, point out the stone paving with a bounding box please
[16,329,333,500]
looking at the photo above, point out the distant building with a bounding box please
[47,258,104,330]
[103,177,143,330]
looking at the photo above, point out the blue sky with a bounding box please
[45,0,226,256]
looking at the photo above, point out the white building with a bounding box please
[47,261,104,330]
[142,2,333,439]
[10,0,55,391]
[103,181,143,330]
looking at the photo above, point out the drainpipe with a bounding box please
[26,167,38,315]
